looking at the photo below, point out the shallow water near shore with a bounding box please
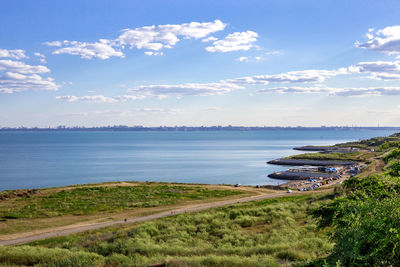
[0,129,397,190]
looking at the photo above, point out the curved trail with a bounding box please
[0,190,303,246]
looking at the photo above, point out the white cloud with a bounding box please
[264,50,283,56]
[257,86,334,94]
[56,94,145,103]
[43,41,62,47]
[352,61,400,80]
[334,87,400,97]
[237,56,249,62]
[236,55,267,62]
[356,25,400,56]
[34,52,46,58]
[0,59,50,74]
[202,36,218,42]
[0,49,27,60]
[226,68,349,85]
[46,20,226,59]
[52,40,125,60]
[206,31,258,52]
[34,52,47,63]
[128,82,243,98]
[0,59,58,93]
[116,20,226,51]
[256,86,400,97]
[144,51,164,56]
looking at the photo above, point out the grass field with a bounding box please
[0,193,333,267]
[285,152,361,161]
[0,182,246,235]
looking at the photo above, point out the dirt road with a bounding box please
[0,190,304,246]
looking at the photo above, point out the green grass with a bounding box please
[337,135,400,150]
[6,193,334,267]
[0,184,242,220]
[285,152,360,161]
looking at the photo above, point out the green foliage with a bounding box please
[0,246,105,266]
[339,134,400,150]
[388,161,400,177]
[380,141,400,152]
[0,185,241,220]
[24,194,332,267]
[286,152,360,161]
[312,172,400,266]
[383,148,400,163]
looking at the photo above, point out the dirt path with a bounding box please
[359,150,390,178]
[0,190,302,246]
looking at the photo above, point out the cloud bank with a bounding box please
[257,86,400,97]
[44,20,228,59]
[0,59,59,93]
[205,31,258,52]
[226,68,349,85]
[357,25,400,56]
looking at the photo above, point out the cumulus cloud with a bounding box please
[0,49,27,60]
[356,25,400,56]
[116,20,226,50]
[127,82,243,98]
[226,68,349,85]
[0,59,49,74]
[56,94,145,103]
[144,51,163,56]
[52,40,125,60]
[0,59,58,93]
[202,36,218,42]
[205,31,258,52]
[352,60,400,80]
[256,86,400,97]
[45,20,226,59]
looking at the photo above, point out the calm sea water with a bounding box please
[0,129,397,190]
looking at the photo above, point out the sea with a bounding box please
[0,129,397,190]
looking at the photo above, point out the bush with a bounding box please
[312,172,400,265]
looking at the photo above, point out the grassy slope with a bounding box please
[6,194,333,267]
[0,183,245,235]
[285,152,361,161]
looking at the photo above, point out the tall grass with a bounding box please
[15,194,334,266]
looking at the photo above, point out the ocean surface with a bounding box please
[0,129,397,190]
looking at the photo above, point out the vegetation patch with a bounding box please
[17,194,334,266]
[285,152,361,161]
[0,184,242,220]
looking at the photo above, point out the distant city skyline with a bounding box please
[1,1,400,127]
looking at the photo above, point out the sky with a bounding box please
[1,0,400,127]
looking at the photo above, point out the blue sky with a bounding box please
[1,0,400,127]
